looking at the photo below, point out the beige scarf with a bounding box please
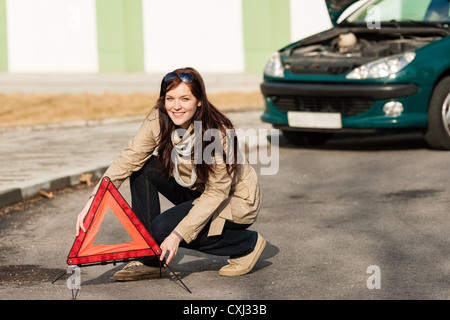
[171,129,197,188]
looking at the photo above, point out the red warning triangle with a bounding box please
[67,177,161,266]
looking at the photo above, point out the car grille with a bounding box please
[271,95,374,117]
[288,64,355,75]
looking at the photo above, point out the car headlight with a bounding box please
[264,52,284,78]
[346,52,416,79]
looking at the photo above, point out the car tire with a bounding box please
[282,130,333,146]
[424,76,450,150]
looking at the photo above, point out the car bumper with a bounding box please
[260,81,429,130]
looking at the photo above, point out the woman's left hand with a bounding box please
[160,232,181,265]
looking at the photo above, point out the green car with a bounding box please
[261,0,450,149]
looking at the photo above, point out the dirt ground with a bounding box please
[0,91,264,128]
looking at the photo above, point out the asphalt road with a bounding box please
[2,126,450,303]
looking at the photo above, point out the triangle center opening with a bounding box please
[92,208,133,246]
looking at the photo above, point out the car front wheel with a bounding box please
[424,76,450,150]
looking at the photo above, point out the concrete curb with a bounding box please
[0,166,108,208]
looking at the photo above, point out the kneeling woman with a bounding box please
[75,67,265,280]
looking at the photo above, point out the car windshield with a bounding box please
[344,0,450,24]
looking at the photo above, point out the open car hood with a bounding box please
[326,0,363,25]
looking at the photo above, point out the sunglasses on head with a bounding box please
[163,72,195,84]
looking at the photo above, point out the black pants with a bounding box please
[130,156,257,266]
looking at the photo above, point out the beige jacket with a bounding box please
[92,109,261,243]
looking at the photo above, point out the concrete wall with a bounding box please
[0,0,332,74]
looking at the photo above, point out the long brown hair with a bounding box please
[155,67,239,181]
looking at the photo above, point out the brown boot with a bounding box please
[219,233,266,276]
[113,260,166,281]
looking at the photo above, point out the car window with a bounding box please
[425,0,450,21]
[345,0,450,24]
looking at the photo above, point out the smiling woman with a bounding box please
[164,79,202,129]
[74,67,266,281]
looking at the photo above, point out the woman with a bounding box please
[75,67,265,280]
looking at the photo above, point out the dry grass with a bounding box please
[0,91,264,128]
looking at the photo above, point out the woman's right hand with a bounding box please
[75,196,94,236]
